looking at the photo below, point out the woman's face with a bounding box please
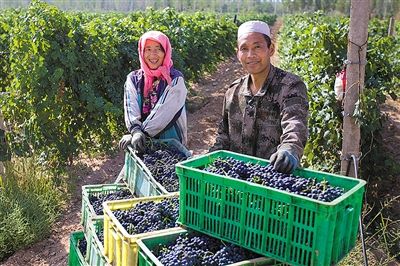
[144,39,165,70]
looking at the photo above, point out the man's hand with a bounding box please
[131,130,146,152]
[118,134,132,150]
[269,150,298,174]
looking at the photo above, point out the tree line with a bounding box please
[0,0,399,18]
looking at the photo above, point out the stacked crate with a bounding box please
[69,183,135,266]
[68,139,191,266]
[68,144,366,265]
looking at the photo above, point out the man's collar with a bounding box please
[239,65,275,97]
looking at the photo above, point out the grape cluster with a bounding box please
[96,229,104,244]
[140,142,188,192]
[154,232,260,266]
[203,157,345,202]
[112,197,179,235]
[78,237,87,257]
[88,189,133,215]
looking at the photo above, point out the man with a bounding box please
[210,20,309,174]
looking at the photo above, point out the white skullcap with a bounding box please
[237,20,271,40]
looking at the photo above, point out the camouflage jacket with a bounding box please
[210,65,309,162]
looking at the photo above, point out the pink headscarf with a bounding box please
[138,31,173,97]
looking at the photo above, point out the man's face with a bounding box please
[237,32,274,76]
[144,39,165,70]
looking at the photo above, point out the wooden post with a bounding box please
[340,0,370,177]
[388,17,395,36]
[0,162,4,186]
[0,109,7,184]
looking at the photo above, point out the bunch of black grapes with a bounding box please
[89,189,133,215]
[139,142,188,192]
[112,197,179,235]
[78,237,87,257]
[153,231,260,266]
[96,228,104,244]
[203,157,344,202]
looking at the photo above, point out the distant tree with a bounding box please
[1,0,398,17]
[314,0,321,10]
[335,0,350,14]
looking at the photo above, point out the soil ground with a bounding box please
[1,19,399,266]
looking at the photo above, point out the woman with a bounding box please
[119,31,187,152]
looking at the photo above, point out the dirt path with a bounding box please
[186,58,245,156]
[380,97,400,163]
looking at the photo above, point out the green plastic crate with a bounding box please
[137,227,289,266]
[68,231,89,266]
[86,217,111,266]
[175,150,367,266]
[123,139,191,196]
[81,183,134,232]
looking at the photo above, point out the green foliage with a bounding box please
[280,16,400,261]
[280,12,348,172]
[279,13,399,176]
[0,1,237,167]
[0,157,64,261]
[3,0,85,164]
[366,19,400,98]
[2,0,399,18]
[234,13,277,27]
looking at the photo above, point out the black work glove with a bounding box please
[130,130,146,152]
[118,134,132,150]
[269,150,299,174]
